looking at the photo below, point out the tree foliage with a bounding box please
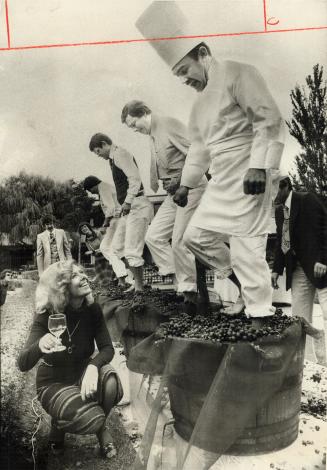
[0,172,101,244]
[287,64,327,196]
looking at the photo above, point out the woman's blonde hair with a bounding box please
[35,260,93,314]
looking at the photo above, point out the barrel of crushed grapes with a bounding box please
[115,301,180,358]
[167,322,305,455]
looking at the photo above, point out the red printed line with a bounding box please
[5,0,10,48]
[0,25,326,52]
[263,0,268,32]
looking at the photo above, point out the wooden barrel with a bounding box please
[115,303,178,358]
[121,331,151,358]
[97,294,124,342]
[168,326,305,455]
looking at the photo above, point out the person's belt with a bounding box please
[209,133,253,156]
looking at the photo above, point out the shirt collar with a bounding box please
[108,144,117,160]
[47,229,55,239]
[285,191,292,210]
[206,58,220,89]
[149,113,158,137]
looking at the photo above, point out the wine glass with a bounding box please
[48,313,67,351]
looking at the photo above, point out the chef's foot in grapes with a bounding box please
[222,295,245,316]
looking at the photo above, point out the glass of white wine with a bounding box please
[48,313,67,352]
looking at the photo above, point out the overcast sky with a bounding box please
[0,0,326,191]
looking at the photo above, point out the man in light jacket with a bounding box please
[36,215,72,275]
[121,100,224,311]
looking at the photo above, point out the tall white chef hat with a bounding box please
[136,1,203,69]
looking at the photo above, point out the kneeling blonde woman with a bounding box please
[18,260,123,458]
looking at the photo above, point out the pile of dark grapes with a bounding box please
[310,372,322,383]
[156,308,296,343]
[122,287,184,314]
[104,285,134,300]
[301,398,326,418]
[89,279,134,301]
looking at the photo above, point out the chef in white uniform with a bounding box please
[136,1,285,321]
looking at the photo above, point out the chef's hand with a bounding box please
[121,202,131,216]
[271,272,279,289]
[81,364,98,401]
[314,262,327,278]
[39,333,58,353]
[173,186,189,207]
[163,177,181,196]
[243,169,266,195]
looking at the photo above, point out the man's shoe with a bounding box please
[48,441,65,456]
[48,423,65,455]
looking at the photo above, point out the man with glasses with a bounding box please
[121,100,214,312]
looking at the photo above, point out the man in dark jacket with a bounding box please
[272,177,326,364]
[88,133,154,291]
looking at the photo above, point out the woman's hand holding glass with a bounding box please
[47,313,67,352]
[39,333,59,353]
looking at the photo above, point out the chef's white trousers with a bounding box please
[145,184,206,293]
[291,264,327,364]
[184,226,275,317]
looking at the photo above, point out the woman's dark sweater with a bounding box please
[17,302,114,388]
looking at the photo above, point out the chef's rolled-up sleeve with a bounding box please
[181,107,211,189]
[235,64,285,170]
